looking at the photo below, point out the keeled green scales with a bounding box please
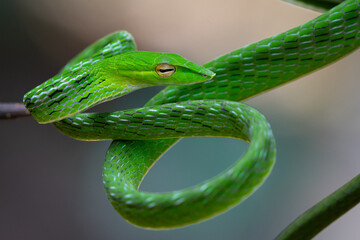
[23,0,360,235]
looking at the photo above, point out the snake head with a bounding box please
[23,51,215,124]
[107,51,215,85]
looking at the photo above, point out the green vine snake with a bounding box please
[23,0,360,237]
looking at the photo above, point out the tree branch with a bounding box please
[0,103,30,119]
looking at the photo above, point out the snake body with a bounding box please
[23,0,360,232]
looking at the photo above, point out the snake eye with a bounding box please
[155,63,176,77]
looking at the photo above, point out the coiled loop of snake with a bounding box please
[55,100,275,228]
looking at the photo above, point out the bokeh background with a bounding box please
[1,0,360,239]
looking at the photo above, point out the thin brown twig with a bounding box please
[0,103,30,120]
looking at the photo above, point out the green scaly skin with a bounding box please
[23,0,360,236]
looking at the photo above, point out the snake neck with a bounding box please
[23,68,145,123]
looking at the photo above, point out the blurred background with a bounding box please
[1,0,360,239]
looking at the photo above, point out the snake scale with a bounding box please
[23,0,360,236]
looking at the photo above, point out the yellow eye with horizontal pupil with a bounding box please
[155,63,176,77]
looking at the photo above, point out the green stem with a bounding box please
[275,173,360,240]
